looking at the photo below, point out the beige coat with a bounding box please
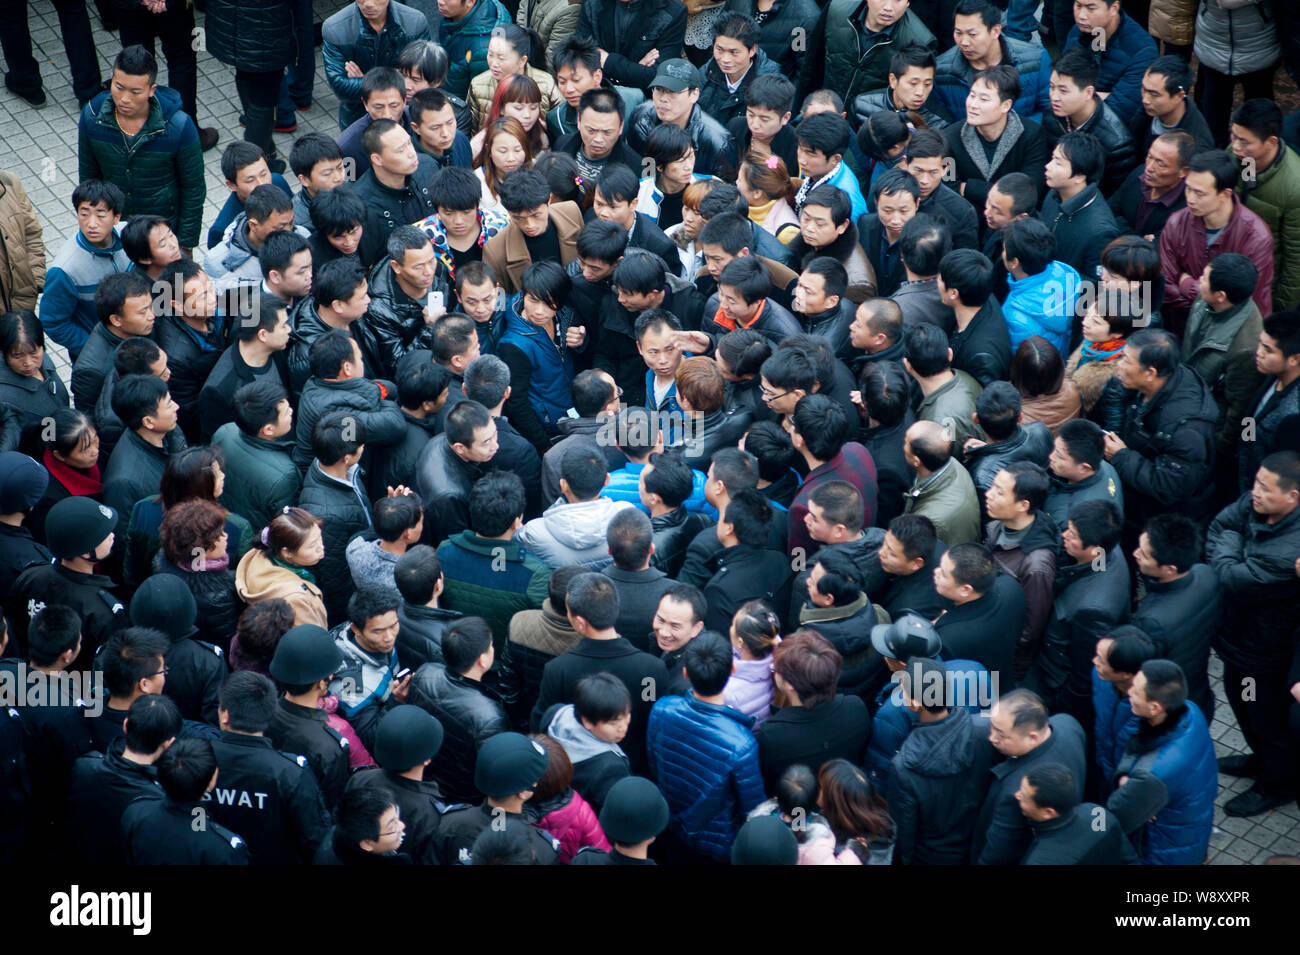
[235,548,329,629]
[1020,379,1083,436]
[1149,0,1197,46]
[1065,347,1121,413]
[0,171,45,311]
[482,200,584,294]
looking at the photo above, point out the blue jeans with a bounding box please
[1003,0,1041,41]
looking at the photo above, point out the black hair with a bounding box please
[373,494,424,543]
[718,255,769,305]
[445,399,493,450]
[938,248,994,307]
[991,172,1039,217]
[683,631,733,696]
[547,565,585,613]
[312,409,366,465]
[700,183,748,220]
[362,117,404,160]
[443,616,494,673]
[398,39,450,86]
[643,450,694,508]
[220,141,266,183]
[533,151,583,204]
[1024,763,1078,815]
[289,132,343,180]
[903,127,947,162]
[872,168,921,205]
[698,212,753,254]
[124,694,182,753]
[795,113,851,159]
[218,670,278,733]
[710,446,759,496]
[387,224,432,264]
[244,183,293,223]
[974,381,1022,441]
[553,34,602,76]
[1145,54,1193,97]
[0,309,44,356]
[745,74,795,115]
[1052,45,1101,90]
[1056,418,1103,472]
[889,42,936,78]
[1107,626,1158,676]
[111,373,169,431]
[337,780,397,847]
[394,545,442,605]
[431,313,477,364]
[566,572,619,630]
[1263,311,1300,358]
[802,184,852,227]
[156,737,218,802]
[1002,217,1055,276]
[571,369,617,418]
[613,248,667,296]
[632,308,680,344]
[95,271,153,327]
[722,487,772,547]
[1068,498,1122,552]
[574,672,632,723]
[397,358,451,410]
[232,379,289,436]
[859,360,911,427]
[467,470,525,537]
[808,480,864,534]
[953,0,1002,29]
[312,187,367,239]
[46,408,96,459]
[308,328,359,380]
[1001,462,1050,511]
[1010,335,1065,397]
[520,259,571,311]
[454,260,497,295]
[1188,149,1240,194]
[260,229,311,280]
[645,123,693,172]
[595,164,639,205]
[791,393,850,462]
[1261,450,1300,493]
[470,818,538,864]
[72,179,126,215]
[1138,659,1187,713]
[430,165,483,213]
[576,87,625,124]
[498,168,551,212]
[945,542,996,595]
[761,344,817,393]
[1231,98,1283,144]
[813,548,864,604]
[113,336,161,377]
[560,443,608,499]
[464,354,511,408]
[28,605,82,667]
[235,294,288,345]
[972,63,1020,104]
[576,218,629,263]
[1127,329,1180,379]
[101,626,171,698]
[409,86,453,126]
[1206,253,1259,306]
[1143,513,1201,572]
[889,513,937,563]
[313,260,367,314]
[1055,131,1105,186]
[120,214,170,265]
[717,328,772,378]
[743,420,796,482]
[606,507,654,570]
[904,322,951,377]
[113,44,158,83]
[360,66,405,102]
[898,213,950,276]
[347,587,401,634]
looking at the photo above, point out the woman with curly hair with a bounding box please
[475,117,535,218]
[155,498,244,652]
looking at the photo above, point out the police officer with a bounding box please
[266,625,351,812]
[208,671,332,865]
[122,738,250,864]
[434,732,561,865]
[0,451,52,592]
[4,497,127,668]
[350,705,445,865]
[571,776,671,866]
[131,575,226,725]
[0,620,29,866]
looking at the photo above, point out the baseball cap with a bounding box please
[650,59,702,93]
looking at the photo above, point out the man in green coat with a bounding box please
[1230,99,1300,311]
[799,0,935,104]
[78,46,206,255]
[902,419,982,547]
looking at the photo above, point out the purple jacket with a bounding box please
[724,655,774,729]
[1159,198,1273,330]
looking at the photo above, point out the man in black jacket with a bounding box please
[153,259,229,442]
[1206,452,1300,817]
[1132,513,1221,721]
[393,545,462,670]
[972,689,1087,865]
[129,575,224,726]
[963,382,1052,496]
[702,489,793,634]
[72,271,155,413]
[1040,132,1122,286]
[793,257,855,362]
[856,359,915,528]
[593,165,684,278]
[1018,763,1138,864]
[67,695,177,865]
[602,509,674,647]
[932,543,1026,682]
[1041,47,1137,196]
[1128,56,1216,162]
[888,656,995,865]
[287,258,385,398]
[937,249,1011,387]
[354,120,437,247]
[371,353,449,496]
[414,400,498,546]
[901,129,979,251]
[209,671,333,866]
[542,370,624,507]
[626,60,736,180]
[102,374,186,538]
[857,171,918,299]
[875,513,946,620]
[639,449,712,581]
[530,573,669,775]
[1044,419,1125,530]
[199,294,292,443]
[407,616,509,806]
[363,226,451,381]
[1107,131,1192,242]
[553,88,642,190]
[574,0,687,95]
[1104,330,1219,541]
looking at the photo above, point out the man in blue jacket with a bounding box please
[647,630,765,863]
[324,0,432,129]
[934,0,1050,125]
[436,0,509,101]
[1061,0,1156,128]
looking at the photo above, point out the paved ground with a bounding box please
[2,0,1298,864]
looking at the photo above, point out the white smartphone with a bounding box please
[427,291,445,312]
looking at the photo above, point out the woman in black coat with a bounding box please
[154,498,244,653]
[0,310,66,451]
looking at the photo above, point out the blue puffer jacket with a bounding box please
[646,693,767,862]
[866,658,987,789]
[323,1,432,127]
[1092,669,1137,797]
[934,35,1051,125]
[497,294,576,443]
[1112,702,1217,866]
[438,0,511,100]
[1002,259,1082,357]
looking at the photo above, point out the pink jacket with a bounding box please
[322,694,375,769]
[536,789,610,863]
[798,834,864,865]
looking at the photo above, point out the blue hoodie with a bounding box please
[1002,259,1082,357]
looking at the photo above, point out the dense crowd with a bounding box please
[0,0,1299,867]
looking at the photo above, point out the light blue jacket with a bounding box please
[41,230,131,355]
[1002,259,1082,357]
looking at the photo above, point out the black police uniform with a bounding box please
[5,562,128,668]
[349,766,444,865]
[266,698,351,812]
[433,803,561,865]
[0,702,28,865]
[66,736,162,865]
[121,795,250,864]
[571,847,656,865]
[163,637,227,725]
[206,731,332,865]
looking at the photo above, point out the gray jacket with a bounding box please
[1193,0,1279,76]
[516,496,636,569]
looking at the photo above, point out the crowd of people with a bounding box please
[0,0,1299,867]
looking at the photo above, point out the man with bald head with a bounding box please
[902,420,981,546]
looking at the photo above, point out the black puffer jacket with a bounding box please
[396,603,461,670]
[295,464,372,626]
[949,297,1012,387]
[680,408,752,474]
[886,706,995,866]
[407,663,509,805]
[1133,564,1221,720]
[628,103,737,182]
[153,553,243,666]
[93,368,127,467]
[724,0,821,75]
[413,435,484,546]
[154,313,229,442]
[575,0,686,90]
[651,506,712,580]
[205,0,299,73]
[0,356,70,438]
[363,256,449,381]
[862,416,914,528]
[592,280,707,408]
[371,408,439,499]
[1111,364,1219,530]
[292,375,406,471]
[964,422,1052,494]
[288,296,386,396]
[1041,95,1138,196]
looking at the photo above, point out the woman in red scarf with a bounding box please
[28,408,102,545]
[1066,297,1134,431]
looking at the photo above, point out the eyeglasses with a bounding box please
[760,387,791,402]
[151,666,170,678]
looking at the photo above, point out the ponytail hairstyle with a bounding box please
[490,23,545,74]
[816,758,893,856]
[731,599,781,659]
[739,150,797,205]
[256,506,323,562]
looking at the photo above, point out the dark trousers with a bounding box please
[1197,62,1279,147]
[0,0,101,102]
[118,3,199,125]
[1223,658,1297,796]
[236,68,284,159]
